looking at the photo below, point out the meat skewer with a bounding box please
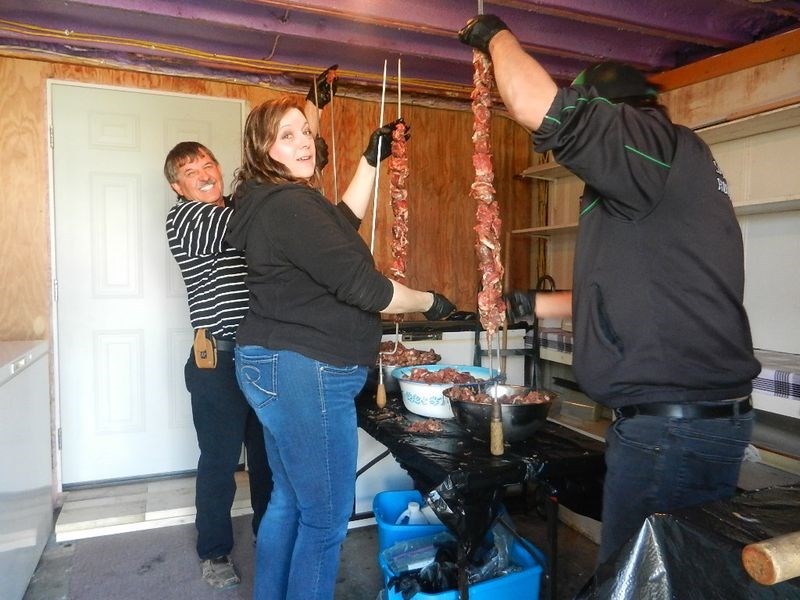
[371,59,389,408]
[379,60,409,407]
[389,58,409,282]
[471,49,505,339]
[470,46,506,456]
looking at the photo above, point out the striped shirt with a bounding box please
[166,197,248,340]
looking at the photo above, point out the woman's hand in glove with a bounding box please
[363,118,411,167]
[423,292,456,321]
[306,64,339,108]
[315,136,329,171]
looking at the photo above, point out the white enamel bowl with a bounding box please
[391,364,498,419]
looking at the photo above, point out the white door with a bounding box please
[51,82,244,485]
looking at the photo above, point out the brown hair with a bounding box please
[163,141,218,184]
[233,97,320,193]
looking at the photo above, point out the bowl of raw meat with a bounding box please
[445,384,555,442]
[376,341,441,393]
[392,364,498,419]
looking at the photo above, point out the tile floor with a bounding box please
[54,471,255,543]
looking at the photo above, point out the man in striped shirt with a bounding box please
[165,141,271,589]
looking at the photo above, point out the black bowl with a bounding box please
[445,384,554,443]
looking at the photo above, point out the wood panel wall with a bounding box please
[8,43,794,343]
[0,55,533,341]
[660,53,800,129]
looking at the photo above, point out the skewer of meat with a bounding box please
[389,59,409,281]
[470,49,506,339]
[378,61,408,407]
[372,60,390,409]
[470,45,506,457]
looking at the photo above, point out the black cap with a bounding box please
[572,62,658,102]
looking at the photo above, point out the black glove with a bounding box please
[423,292,456,321]
[457,14,510,54]
[315,136,329,171]
[504,290,534,322]
[306,64,339,108]
[363,118,411,167]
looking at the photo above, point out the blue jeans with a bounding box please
[185,349,272,560]
[599,409,753,564]
[234,346,367,600]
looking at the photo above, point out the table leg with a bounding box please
[350,449,391,521]
[458,544,470,600]
[546,494,558,600]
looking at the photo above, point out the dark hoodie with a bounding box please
[225,180,394,367]
[533,86,760,407]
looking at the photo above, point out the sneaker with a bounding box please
[201,555,240,589]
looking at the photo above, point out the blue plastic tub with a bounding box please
[373,490,447,553]
[380,534,545,600]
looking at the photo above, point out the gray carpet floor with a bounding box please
[25,515,385,600]
[24,498,598,600]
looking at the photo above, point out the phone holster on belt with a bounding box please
[193,328,217,369]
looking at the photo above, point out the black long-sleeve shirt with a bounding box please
[533,87,761,407]
[225,180,394,367]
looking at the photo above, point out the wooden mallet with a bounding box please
[742,530,800,585]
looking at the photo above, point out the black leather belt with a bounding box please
[615,396,752,419]
[213,338,236,352]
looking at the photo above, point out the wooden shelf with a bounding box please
[734,198,800,215]
[514,107,800,243]
[519,161,572,180]
[512,222,578,237]
[696,103,800,145]
[539,347,573,365]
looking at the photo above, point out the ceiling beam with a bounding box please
[10,0,693,79]
[651,26,800,90]
[490,0,745,47]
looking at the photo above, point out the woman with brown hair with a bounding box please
[225,97,454,600]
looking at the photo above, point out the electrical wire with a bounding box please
[0,18,473,97]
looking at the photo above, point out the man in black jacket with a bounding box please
[459,16,761,564]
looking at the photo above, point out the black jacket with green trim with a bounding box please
[533,86,760,407]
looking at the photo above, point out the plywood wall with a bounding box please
[660,53,800,129]
[1,57,51,340]
[0,55,533,341]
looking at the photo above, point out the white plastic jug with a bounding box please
[420,504,442,526]
[395,501,428,525]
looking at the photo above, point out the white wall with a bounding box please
[741,210,800,354]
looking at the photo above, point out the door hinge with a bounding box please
[53,278,58,303]
[57,427,62,450]
[49,126,54,149]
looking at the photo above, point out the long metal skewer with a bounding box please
[370,59,388,254]
[329,77,339,203]
[397,58,402,119]
[489,331,505,455]
[312,75,325,197]
[376,314,401,410]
